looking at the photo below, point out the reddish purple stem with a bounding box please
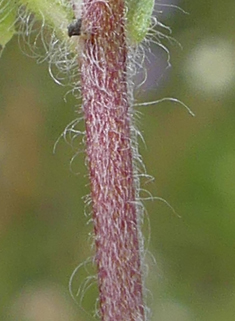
[79,1,145,320]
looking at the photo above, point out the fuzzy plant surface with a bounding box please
[0,0,157,320]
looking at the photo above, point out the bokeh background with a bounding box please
[1,0,235,320]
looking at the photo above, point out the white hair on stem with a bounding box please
[1,0,192,318]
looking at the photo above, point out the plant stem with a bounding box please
[79,0,145,320]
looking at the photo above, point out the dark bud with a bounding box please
[68,18,82,37]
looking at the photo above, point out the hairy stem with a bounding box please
[78,0,145,320]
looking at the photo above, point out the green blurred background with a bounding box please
[1,1,235,320]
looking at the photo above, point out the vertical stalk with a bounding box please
[80,0,145,320]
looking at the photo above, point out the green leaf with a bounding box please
[0,0,17,54]
[19,0,74,40]
[126,0,155,44]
